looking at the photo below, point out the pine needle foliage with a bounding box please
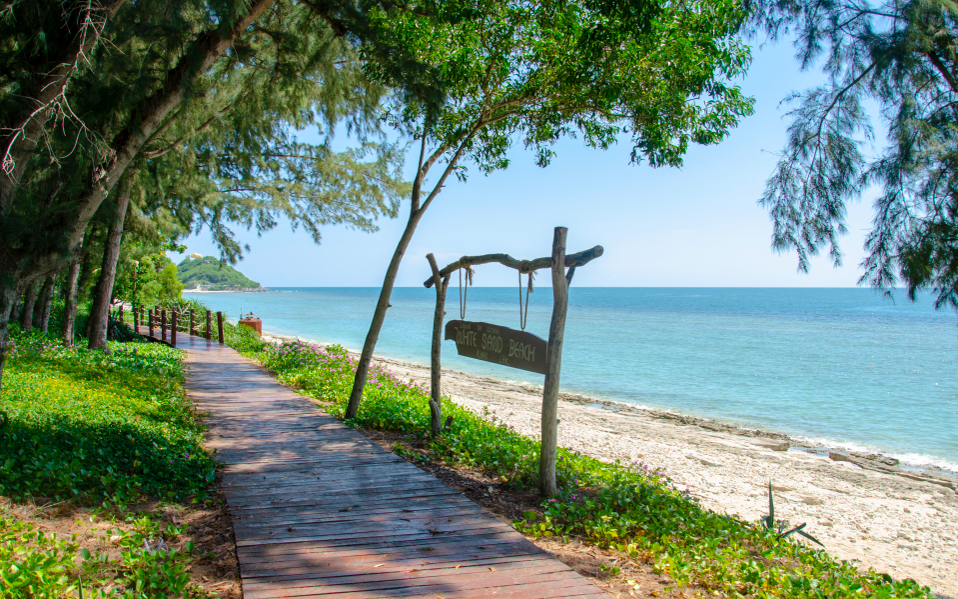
[752,0,958,308]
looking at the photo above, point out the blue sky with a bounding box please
[174,39,880,288]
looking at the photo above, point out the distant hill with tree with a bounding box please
[177,255,265,291]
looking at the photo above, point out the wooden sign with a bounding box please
[444,320,547,374]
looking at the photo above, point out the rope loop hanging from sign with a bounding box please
[459,265,474,319]
[518,270,534,330]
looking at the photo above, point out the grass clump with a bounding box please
[228,336,934,599]
[0,329,216,503]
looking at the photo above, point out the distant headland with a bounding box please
[177,254,268,292]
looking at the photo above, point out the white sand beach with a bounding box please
[258,330,958,597]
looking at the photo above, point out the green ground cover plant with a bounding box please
[0,507,208,598]
[0,326,228,598]
[231,334,933,599]
[0,328,216,503]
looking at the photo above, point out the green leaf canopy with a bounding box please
[365,0,755,174]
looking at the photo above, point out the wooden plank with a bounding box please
[232,517,508,540]
[228,490,469,516]
[235,531,533,560]
[233,520,517,547]
[241,567,587,599]
[231,504,486,529]
[242,554,555,581]
[241,558,571,592]
[238,541,541,569]
[222,481,455,506]
[179,335,607,599]
[221,475,441,491]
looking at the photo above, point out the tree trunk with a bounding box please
[32,278,52,329]
[36,276,56,332]
[65,232,97,345]
[344,131,476,419]
[10,294,20,324]
[539,227,570,497]
[62,261,82,346]
[345,206,428,419]
[75,225,100,302]
[88,180,132,351]
[0,277,18,389]
[19,280,39,332]
[426,253,449,437]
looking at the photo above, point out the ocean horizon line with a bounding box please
[261,285,890,289]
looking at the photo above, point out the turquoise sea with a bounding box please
[185,287,958,473]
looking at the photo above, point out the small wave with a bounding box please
[794,436,880,455]
[888,452,958,473]
[794,436,958,475]
[504,379,543,389]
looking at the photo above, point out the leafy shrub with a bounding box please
[227,333,934,599]
[222,320,268,354]
[0,331,215,502]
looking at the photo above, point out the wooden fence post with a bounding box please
[539,226,570,497]
[189,308,195,336]
[172,310,178,347]
[133,304,139,333]
[148,309,154,337]
[216,311,224,344]
[161,309,167,342]
[205,310,212,340]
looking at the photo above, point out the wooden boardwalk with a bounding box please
[179,334,607,599]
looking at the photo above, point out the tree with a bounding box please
[344,0,756,418]
[752,0,958,308]
[0,0,429,383]
[0,0,272,383]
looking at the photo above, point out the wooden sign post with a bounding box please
[425,226,602,496]
[426,254,451,437]
[541,227,569,496]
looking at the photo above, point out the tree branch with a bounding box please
[67,0,277,249]
[927,50,958,94]
[0,0,127,215]
[144,104,231,159]
[424,246,605,287]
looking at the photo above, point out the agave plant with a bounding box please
[763,481,824,546]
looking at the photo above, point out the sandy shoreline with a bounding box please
[258,329,958,597]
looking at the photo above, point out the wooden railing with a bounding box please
[121,304,225,347]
